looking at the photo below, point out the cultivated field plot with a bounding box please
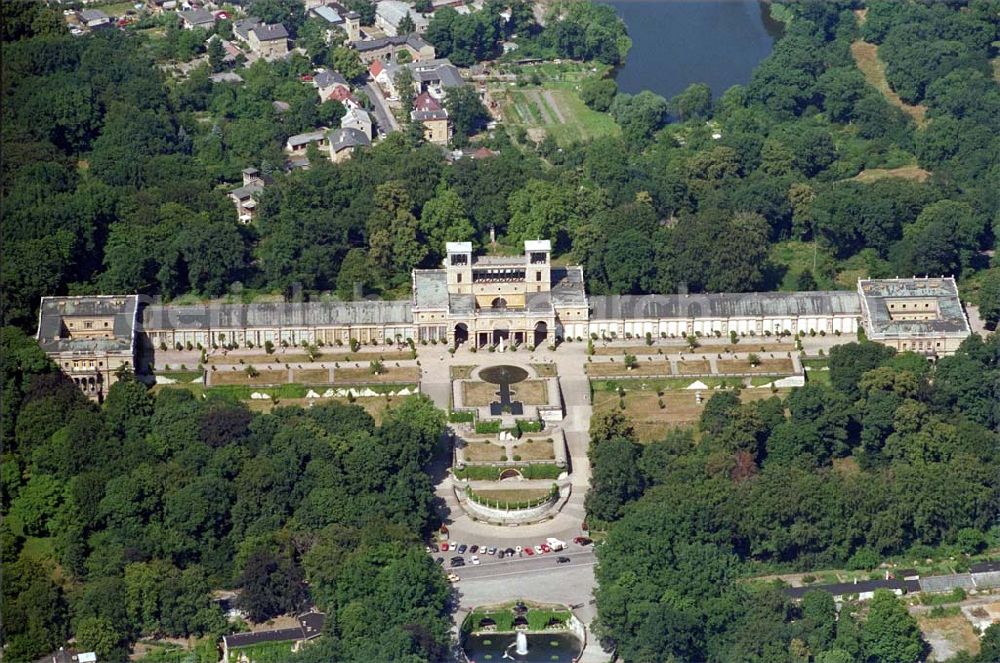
[513,439,555,461]
[492,65,619,146]
[336,366,420,383]
[592,387,788,442]
[717,358,795,375]
[463,441,507,462]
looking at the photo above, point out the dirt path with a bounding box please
[850,40,927,127]
[542,90,567,124]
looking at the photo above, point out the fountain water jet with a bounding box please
[515,631,528,656]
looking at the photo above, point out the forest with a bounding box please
[587,335,1000,662]
[1,327,450,662]
[3,0,997,334]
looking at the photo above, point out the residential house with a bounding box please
[341,107,373,139]
[178,7,215,29]
[78,9,111,28]
[369,60,399,98]
[409,58,464,99]
[411,92,450,145]
[375,0,429,36]
[370,58,464,101]
[314,70,350,100]
[328,127,371,163]
[222,612,325,663]
[285,129,329,154]
[351,34,435,63]
[234,17,290,60]
[325,85,362,109]
[229,167,272,223]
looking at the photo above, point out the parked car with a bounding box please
[488,546,497,555]
[573,536,592,546]
[556,556,571,564]
[525,547,535,556]
[540,544,552,553]
[471,555,480,565]
[439,543,448,552]
[469,545,479,553]
[498,550,505,559]
[458,544,468,554]
[436,557,444,565]
[447,573,461,582]
[450,557,465,567]
[533,545,543,554]
[505,548,515,557]
[515,545,523,554]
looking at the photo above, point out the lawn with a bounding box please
[206,351,410,365]
[210,368,289,386]
[853,164,930,183]
[585,360,673,377]
[769,240,840,291]
[512,438,555,461]
[511,380,549,405]
[463,381,501,406]
[463,441,507,462]
[473,488,552,502]
[593,345,668,356]
[717,358,795,375]
[335,366,420,383]
[592,385,788,442]
[850,40,927,127]
[530,363,558,377]
[451,365,476,380]
[677,360,711,375]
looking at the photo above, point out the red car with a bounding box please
[573,536,592,546]
[524,547,534,556]
[439,542,448,552]
[540,544,551,553]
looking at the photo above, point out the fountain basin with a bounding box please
[462,632,582,662]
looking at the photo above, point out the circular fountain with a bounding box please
[478,365,529,385]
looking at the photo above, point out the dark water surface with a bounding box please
[606,0,784,99]
[462,632,583,662]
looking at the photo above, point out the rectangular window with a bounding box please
[84,321,92,329]
[457,273,462,283]
[536,271,542,282]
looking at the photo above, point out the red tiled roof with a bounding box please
[414,91,442,112]
[369,60,384,77]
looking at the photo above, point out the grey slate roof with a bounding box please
[551,267,587,307]
[286,130,327,148]
[413,270,449,309]
[590,291,861,321]
[351,34,432,52]
[410,59,464,87]
[312,5,343,24]
[328,127,370,151]
[79,9,109,22]
[143,301,412,330]
[254,23,289,41]
[178,8,215,26]
[314,70,348,88]
[229,180,264,200]
[858,277,969,337]
[37,296,138,353]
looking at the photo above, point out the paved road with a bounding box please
[363,82,399,134]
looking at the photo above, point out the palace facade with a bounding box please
[37,241,973,400]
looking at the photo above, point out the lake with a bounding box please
[605,0,784,100]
